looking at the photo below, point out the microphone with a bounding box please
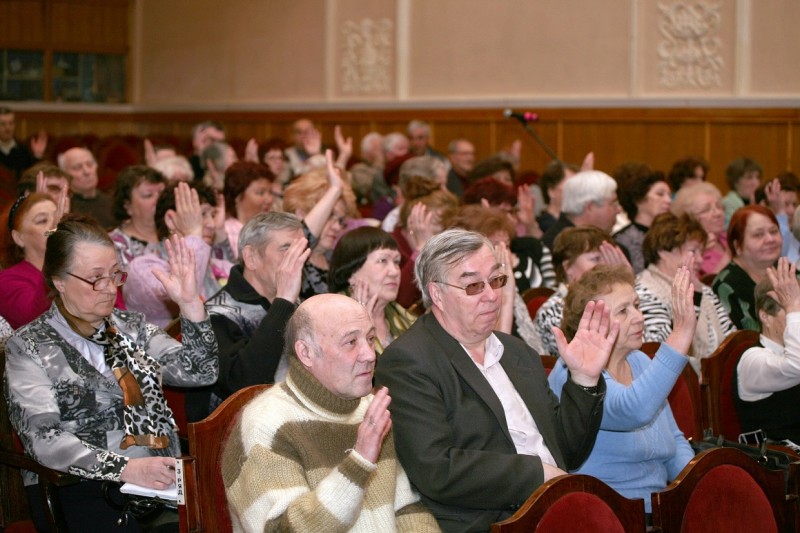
[504,109,539,123]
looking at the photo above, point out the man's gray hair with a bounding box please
[192,120,225,137]
[57,147,94,171]
[360,132,383,155]
[382,132,408,153]
[407,120,430,136]
[561,170,617,216]
[238,211,302,265]
[415,228,492,307]
[399,156,439,188]
[201,141,231,171]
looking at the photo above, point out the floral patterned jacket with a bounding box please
[3,304,219,485]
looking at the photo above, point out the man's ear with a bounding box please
[241,245,257,271]
[429,282,443,308]
[295,339,314,367]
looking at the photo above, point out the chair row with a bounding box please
[493,446,799,532]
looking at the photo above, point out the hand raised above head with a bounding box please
[552,300,619,387]
[665,265,696,355]
[766,257,800,313]
[152,235,205,321]
[274,237,310,303]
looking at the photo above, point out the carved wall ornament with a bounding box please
[656,2,723,89]
[340,18,393,95]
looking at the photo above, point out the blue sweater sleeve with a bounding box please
[664,404,695,480]
[595,344,688,431]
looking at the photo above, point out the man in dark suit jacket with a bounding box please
[376,229,617,533]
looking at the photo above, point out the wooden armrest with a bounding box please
[178,455,198,532]
[0,450,80,486]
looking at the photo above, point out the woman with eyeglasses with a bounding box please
[0,192,60,328]
[671,182,731,276]
[4,214,218,531]
[281,150,357,301]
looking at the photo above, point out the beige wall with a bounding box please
[133,0,800,106]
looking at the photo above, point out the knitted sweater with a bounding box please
[222,357,440,533]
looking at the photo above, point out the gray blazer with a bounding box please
[376,313,605,533]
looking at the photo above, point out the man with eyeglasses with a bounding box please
[376,228,616,533]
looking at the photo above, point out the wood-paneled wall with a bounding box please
[13,107,800,191]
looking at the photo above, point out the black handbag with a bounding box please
[689,435,794,472]
[102,481,179,532]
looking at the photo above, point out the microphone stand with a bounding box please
[507,114,560,163]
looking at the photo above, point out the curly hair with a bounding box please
[561,264,634,342]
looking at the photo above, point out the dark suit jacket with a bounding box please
[376,313,605,533]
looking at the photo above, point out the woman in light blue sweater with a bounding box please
[548,263,696,512]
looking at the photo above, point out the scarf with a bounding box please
[639,264,722,363]
[56,299,175,449]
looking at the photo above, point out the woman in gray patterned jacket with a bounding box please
[4,214,219,532]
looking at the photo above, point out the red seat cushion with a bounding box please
[536,493,625,533]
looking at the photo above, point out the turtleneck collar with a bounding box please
[287,356,362,416]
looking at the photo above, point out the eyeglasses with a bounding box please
[436,274,508,295]
[66,271,128,291]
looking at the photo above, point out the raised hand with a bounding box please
[274,237,311,303]
[493,241,516,334]
[165,182,203,238]
[244,138,259,163]
[143,138,157,167]
[325,149,345,192]
[406,202,436,252]
[766,257,800,313]
[764,178,784,215]
[598,241,633,273]
[580,152,595,171]
[354,387,392,464]
[152,235,205,321]
[30,130,48,159]
[334,125,353,168]
[350,279,380,317]
[552,300,619,386]
[120,457,176,490]
[665,265,696,355]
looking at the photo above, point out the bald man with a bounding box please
[223,294,440,532]
[58,147,115,228]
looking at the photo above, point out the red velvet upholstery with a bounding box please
[651,447,795,533]
[682,465,777,533]
[701,330,760,439]
[97,139,140,192]
[521,287,555,319]
[492,474,646,532]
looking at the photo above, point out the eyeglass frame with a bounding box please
[435,273,509,296]
[66,271,128,291]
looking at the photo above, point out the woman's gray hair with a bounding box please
[414,228,492,307]
[561,170,617,216]
[238,211,302,265]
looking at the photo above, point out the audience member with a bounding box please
[108,165,167,269]
[201,141,237,191]
[222,161,274,258]
[463,176,541,238]
[407,119,445,159]
[205,212,309,416]
[58,147,115,228]
[613,162,672,273]
[257,137,291,186]
[637,213,736,374]
[536,160,577,233]
[376,229,615,532]
[667,156,708,194]
[285,118,326,177]
[393,187,459,307]
[281,151,356,300]
[549,264,695,513]
[0,193,58,328]
[329,227,417,354]
[713,205,782,330]
[672,181,731,276]
[535,226,627,355]
[125,182,232,327]
[189,120,225,180]
[5,216,218,531]
[349,131,391,209]
[722,157,763,226]
[0,106,47,181]
[153,155,193,183]
[736,258,800,444]
[468,156,515,186]
[223,294,440,532]
[381,155,446,232]
[17,162,71,200]
[542,170,620,251]
[445,138,475,197]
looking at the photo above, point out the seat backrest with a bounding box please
[491,474,646,533]
[651,447,794,533]
[180,384,270,533]
[642,342,704,440]
[522,287,555,320]
[701,330,760,439]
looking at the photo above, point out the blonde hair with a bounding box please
[282,168,357,217]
